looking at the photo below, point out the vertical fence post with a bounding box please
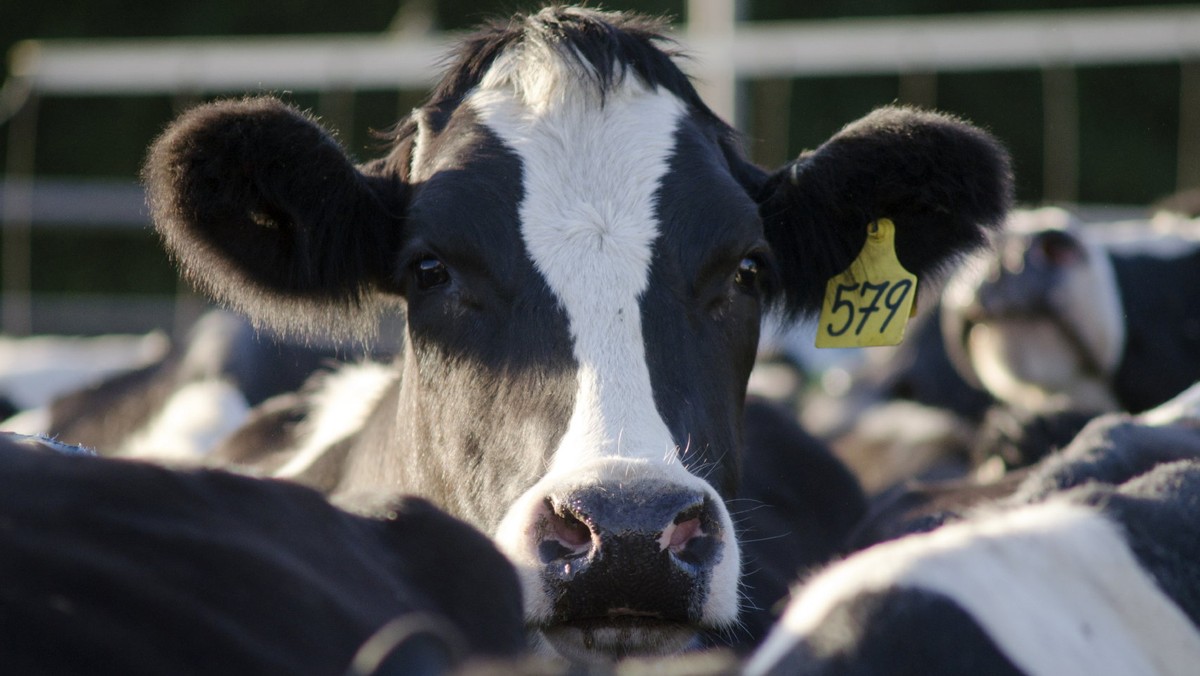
[2,89,38,336]
[1177,60,1200,193]
[1042,65,1080,204]
[686,0,746,131]
[898,72,938,110]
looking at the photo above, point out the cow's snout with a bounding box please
[536,483,723,601]
[495,464,740,663]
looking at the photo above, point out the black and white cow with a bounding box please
[746,382,1200,675]
[942,206,1200,416]
[0,432,524,675]
[4,309,378,459]
[141,7,1011,661]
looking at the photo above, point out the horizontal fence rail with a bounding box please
[5,7,1200,97]
[3,5,1200,335]
[0,179,147,228]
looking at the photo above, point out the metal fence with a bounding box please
[3,4,1199,335]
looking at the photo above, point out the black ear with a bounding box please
[757,106,1013,318]
[143,97,406,338]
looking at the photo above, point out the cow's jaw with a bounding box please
[470,53,741,661]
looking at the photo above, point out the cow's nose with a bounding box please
[534,481,725,621]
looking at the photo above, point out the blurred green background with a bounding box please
[1,0,1196,334]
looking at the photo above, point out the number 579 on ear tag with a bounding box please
[815,218,917,348]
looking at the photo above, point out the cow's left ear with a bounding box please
[143,97,407,338]
[754,106,1013,318]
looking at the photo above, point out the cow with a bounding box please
[0,331,168,427]
[3,309,381,460]
[746,381,1200,675]
[140,7,1012,661]
[942,206,1200,417]
[0,432,525,675]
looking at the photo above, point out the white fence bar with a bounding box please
[6,6,1200,98]
[705,6,1200,78]
[6,34,448,95]
[0,179,147,228]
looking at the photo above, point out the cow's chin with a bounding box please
[537,618,700,663]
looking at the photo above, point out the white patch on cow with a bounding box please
[1053,232,1125,378]
[747,501,1200,676]
[1,406,50,436]
[119,379,250,460]
[274,362,397,479]
[472,60,680,469]
[0,331,168,411]
[966,320,1120,411]
[1138,380,1200,427]
[468,37,741,636]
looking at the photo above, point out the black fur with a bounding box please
[0,434,524,674]
[757,106,1013,317]
[731,398,867,648]
[1008,413,1200,503]
[1109,248,1200,413]
[423,8,708,125]
[762,588,1023,676]
[971,404,1099,471]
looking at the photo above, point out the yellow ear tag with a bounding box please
[815,218,917,348]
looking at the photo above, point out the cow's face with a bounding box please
[144,7,1012,664]
[941,208,1126,412]
[392,47,761,659]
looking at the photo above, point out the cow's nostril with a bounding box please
[662,504,719,568]
[538,500,593,563]
[667,515,701,551]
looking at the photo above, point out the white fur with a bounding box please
[966,320,1119,411]
[1,406,50,436]
[0,331,168,411]
[119,379,250,460]
[472,60,681,469]
[1052,231,1126,381]
[274,362,398,479]
[469,43,741,634]
[747,501,1200,676]
[1137,381,1200,427]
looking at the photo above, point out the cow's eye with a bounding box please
[414,256,450,290]
[734,256,761,291]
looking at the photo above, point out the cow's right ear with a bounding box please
[143,97,407,338]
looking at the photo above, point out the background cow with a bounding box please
[747,381,1200,675]
[942,206,1200,417]
[0,432,524,676]
[141,7,1011,661]
[2,309,388,460]
[0,331,168,426]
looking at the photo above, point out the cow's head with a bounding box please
[940,208,1126,413]
[144,7,1011,662]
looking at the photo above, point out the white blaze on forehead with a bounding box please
[469,58,686,468]
[473,49,742,638]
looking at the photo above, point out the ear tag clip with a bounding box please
[815,218,917,348]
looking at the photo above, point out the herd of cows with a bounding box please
[2,7,1199,674]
